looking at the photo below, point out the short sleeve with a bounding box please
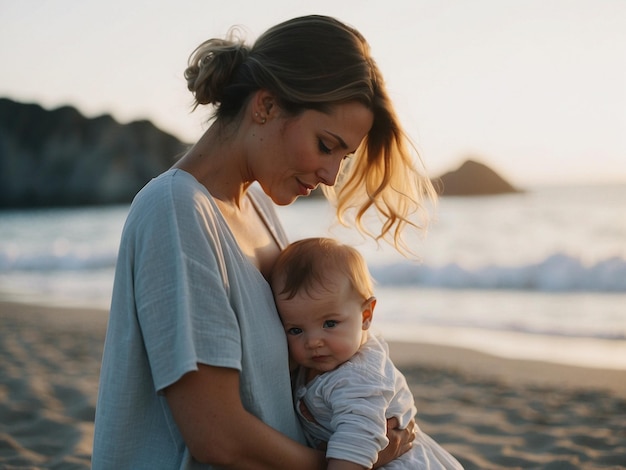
[130,172,243,392]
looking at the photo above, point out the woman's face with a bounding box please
[249,101,374,206]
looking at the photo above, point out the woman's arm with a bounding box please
[327,459,367,470]
[165,364,326,470]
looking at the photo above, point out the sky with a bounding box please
[1,0,625,187]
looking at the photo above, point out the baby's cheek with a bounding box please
[337,339,360,360]
[287,340,303,359]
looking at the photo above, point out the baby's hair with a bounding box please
[271,238,373,302]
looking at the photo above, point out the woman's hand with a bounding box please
[372,417,416,469]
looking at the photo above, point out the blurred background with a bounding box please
[2,0,625,185]
[1,0,625,369]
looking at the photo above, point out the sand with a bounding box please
[1,301,625,469]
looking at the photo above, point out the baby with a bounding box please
[270,237,463,469]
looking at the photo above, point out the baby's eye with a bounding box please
[318,139,332,155]
[323,320,338,329]
[287,327,303,336]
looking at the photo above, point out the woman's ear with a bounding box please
[251,89,275,123]
[361,296,376,330]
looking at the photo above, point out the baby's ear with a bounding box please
[361,296,376,330]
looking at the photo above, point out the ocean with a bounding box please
[1,184,625,370]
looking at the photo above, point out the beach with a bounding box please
[1,301,624,469]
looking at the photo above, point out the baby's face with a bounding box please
[276,273,371,376]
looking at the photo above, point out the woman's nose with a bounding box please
[316,157,343,186]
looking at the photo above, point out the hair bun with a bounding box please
[185,36,249,107]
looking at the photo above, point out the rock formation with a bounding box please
[0,98,520,207]
[0,98,188,208]
[432,159,520,196]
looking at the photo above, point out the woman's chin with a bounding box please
[271,193,301,206]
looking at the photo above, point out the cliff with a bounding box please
[0,98,188,208]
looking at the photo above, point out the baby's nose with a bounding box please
[306,334,323,349]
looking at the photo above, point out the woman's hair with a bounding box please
[270,237,373,302]
[185,15,437,254]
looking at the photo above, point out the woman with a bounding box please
[92,15,436,469]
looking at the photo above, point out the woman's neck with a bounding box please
[174,124,252,206]
[174,123,281,277]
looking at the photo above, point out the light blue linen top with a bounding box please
[92,169,305,469]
